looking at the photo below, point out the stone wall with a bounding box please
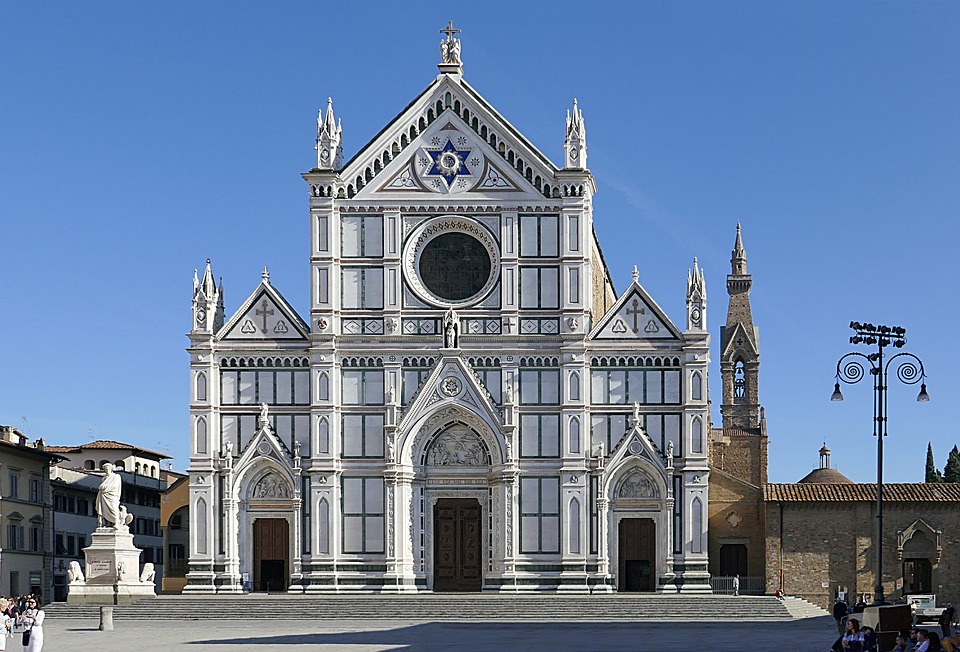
[765,500,960,609]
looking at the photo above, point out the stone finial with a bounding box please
[632,265,639,284]
[438,21,463,74]
[262,266,270,283]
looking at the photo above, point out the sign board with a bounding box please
[29,572,42,585]
[822,582,830,589]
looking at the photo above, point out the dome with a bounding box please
[798,467,854,484]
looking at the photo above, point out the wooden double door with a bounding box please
[618,518,656,592]
[253,518,289,592]
[434,499,482,592]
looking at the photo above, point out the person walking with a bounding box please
[940,603,955,640]
[835,598,849,635]
[19,597,44,652]
[732,574,740,596]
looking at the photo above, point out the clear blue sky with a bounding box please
[2,2,958,482]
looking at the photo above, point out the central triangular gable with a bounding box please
[343,75,561,201]
[591,282,682,341]
[220,281,309,341]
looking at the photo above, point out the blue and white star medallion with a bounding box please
[416,130,484,194]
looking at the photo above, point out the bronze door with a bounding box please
[619,518,656,592]
[253,518,289,592]
[434,499,482,592]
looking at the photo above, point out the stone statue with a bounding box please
[96,463,122,528]
[443,308,460,348]
[140,563,156,583]
[440,35,461,64]
[632,402,641,426]
[388,383,397,404]
[259,402,270,427]
[117,505,134,531]
[68,560,85,584]
[666,440,674,458]
[504,381,514,404]
[293,439,301,457]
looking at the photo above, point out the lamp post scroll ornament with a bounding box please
[831,321,929,605]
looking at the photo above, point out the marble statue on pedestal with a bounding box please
[96,464,122,528]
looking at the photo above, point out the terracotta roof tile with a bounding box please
[49,440,171,459]
[765,483,960,502]
[797,468,854,484]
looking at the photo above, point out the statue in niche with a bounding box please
[504,381,514,404]
[618,472,659,499]
[252,473,290,499]
[443,308,460,348]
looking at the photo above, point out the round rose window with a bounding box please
[403,216,500,308]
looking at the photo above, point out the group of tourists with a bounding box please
[832,598,957,652]
[0,595,44,651]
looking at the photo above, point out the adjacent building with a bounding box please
[0,426,63,601]
[185,27,712,594]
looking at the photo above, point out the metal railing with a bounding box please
[709,575,765,595]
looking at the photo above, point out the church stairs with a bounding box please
[43,593,823,621]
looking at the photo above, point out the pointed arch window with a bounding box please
[196,497,208,555]
[691,371,702,401]
[734,361,746,403]
[569,371,581,402]
[569,417,581,454]
[318,417,330,454]
[691,497,703,554]
[196,417,207,455]
[196,372,207,402]
[317,372,330,402]
[318,498,330,555]
[692,416,703,454]
[569,498,581,555]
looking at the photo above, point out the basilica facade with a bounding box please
[184,28,711,593]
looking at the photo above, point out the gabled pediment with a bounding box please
[591,282,682,341]
[235,417,292,469]
[219,278,309,341]
[340,75,562,201]
[602,420,670,499]
[720,322,759,360]
[398,354,503,436]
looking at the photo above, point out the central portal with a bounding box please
[433,498,482,592]
[618,518,656,592]
[253,518,288,592]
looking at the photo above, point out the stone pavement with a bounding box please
[20,615,839,651]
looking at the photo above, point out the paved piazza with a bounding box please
[32,616,837,651]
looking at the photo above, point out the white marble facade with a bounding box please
[185,27,710,594]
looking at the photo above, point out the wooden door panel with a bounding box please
[619,518,656,592]
[434,499,482,592]
[253,518,289,592]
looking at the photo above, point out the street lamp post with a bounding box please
[831,321,929,605]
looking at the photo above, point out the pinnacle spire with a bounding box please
[316,98,343,170]
[262,266,270,283]
[632,265,639,284]
[731,223,747,275]
[564,98,587,169]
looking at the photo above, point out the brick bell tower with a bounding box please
[714,224,767,484]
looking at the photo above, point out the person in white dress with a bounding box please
[19,597,43,652]
[0,598,11,651]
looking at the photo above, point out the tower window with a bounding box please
[734,361,746,403]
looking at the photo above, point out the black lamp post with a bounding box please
[832,321,929,605]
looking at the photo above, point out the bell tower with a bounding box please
[720,224,760,430]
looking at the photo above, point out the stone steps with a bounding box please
[43,593,816,621]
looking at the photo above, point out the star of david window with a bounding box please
[426,138,472,186]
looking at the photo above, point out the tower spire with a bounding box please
[316,98,343,170]
[731,222,747,275]
[564,98,587,169]
[720,224,760,429]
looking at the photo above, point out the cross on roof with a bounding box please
[440,21,460,41]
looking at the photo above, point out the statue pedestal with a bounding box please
[67,528,156,605]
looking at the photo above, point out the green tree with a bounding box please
[925,443,943,483]
[944,445,960,483]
